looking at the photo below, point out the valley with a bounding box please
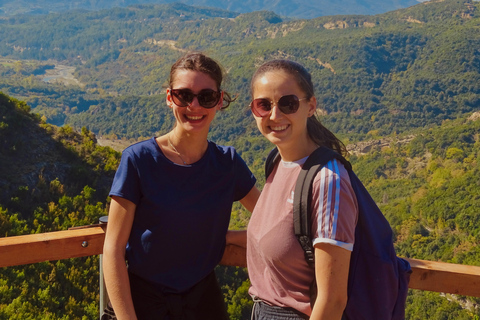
[40,64,82,86]
[0,1,479,319]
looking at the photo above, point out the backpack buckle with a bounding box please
[297,235,315,267]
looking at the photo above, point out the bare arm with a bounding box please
[103,196,137,320]
[309,243,351,320]
[239,185,261,213]
[226,186,261,248]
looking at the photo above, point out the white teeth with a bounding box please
[271,125,288,131]
[186,115,203,120]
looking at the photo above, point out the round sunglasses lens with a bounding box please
[252,99,271,117]
[172,90,193,107]
[278,95,299,114]
[198,90,220,108]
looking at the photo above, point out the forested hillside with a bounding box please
[0,0,423,19]
[354,113,480,319]
[0,0,478,146]
[2,91,479,319]
[1,0,480,318]
[0,92,119,318]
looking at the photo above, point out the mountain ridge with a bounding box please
[0,0,426,19]
[1,1,480,318]
[0,0,478,145]
[2,87,480,318]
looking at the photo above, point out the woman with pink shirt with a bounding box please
[247,60,359,320]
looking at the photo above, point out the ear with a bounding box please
[307,96,317,117]
[216,91,224,111]
[166,88,174,108]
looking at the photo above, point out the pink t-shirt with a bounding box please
[247,157,358,316]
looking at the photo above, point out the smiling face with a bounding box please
[167,69,223,136]
[252,70,317,161]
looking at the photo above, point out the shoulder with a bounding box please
[311,159,358,211]
[313,159,351,184]
[311,159,356,202]
[207,142,254,181]
[122,138,158,158]
[209,141,236,156]
[207,141,241,163]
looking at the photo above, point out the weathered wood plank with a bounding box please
[220,244,247,268]
[0,226,106,268]
[405,258,480,297]
[2,228,480,298]
[219,246,480,297]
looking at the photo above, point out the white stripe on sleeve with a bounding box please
[316,159,341,240]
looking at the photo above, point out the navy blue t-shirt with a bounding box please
[109,137,256,293]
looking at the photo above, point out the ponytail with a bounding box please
[307,116,347,156]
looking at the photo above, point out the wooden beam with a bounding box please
[0,226,106,268]
[1,227,480,298]
[405,258,480,297]
[220,246,480,297]
[220,244,247,268]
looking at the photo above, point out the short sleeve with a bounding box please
[109,149,142,205]
[311,159,358,251]
[233,151,257,201]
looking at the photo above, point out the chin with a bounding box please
[265,136,286,147]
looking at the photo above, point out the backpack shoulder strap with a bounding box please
[265,147,281,179]
[293,146,351,267]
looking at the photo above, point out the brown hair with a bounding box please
[169,52,234,109]
[251,59,347,156]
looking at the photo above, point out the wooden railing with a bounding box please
[221,241,480,298]
[1,223,479,315]
[0,224,106,268]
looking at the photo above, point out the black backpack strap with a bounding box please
[265,147,281,179]
[293,146,351,267]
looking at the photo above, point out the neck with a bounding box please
[168,128,209,163]
[276,137,318,162]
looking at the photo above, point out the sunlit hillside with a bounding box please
[0,0,479,318]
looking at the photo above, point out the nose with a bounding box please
[187,96,202,109]
[269,104,283,120]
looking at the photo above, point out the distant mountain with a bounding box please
[2,90,480,319]
[0,0,426,18]
[1,2,480,318]
[0,0,478,144]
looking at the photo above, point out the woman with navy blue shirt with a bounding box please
[103,52,259,320]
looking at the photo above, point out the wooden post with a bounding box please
[98,216,109,320]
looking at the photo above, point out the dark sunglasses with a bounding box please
[250,95,308,117]
[170,88,221,109]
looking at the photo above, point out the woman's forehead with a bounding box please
[171,69,217,89]
[252,71,302,96]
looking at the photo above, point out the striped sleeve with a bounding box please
[312,159,358,251]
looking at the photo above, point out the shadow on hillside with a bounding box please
[0,92,115,218]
